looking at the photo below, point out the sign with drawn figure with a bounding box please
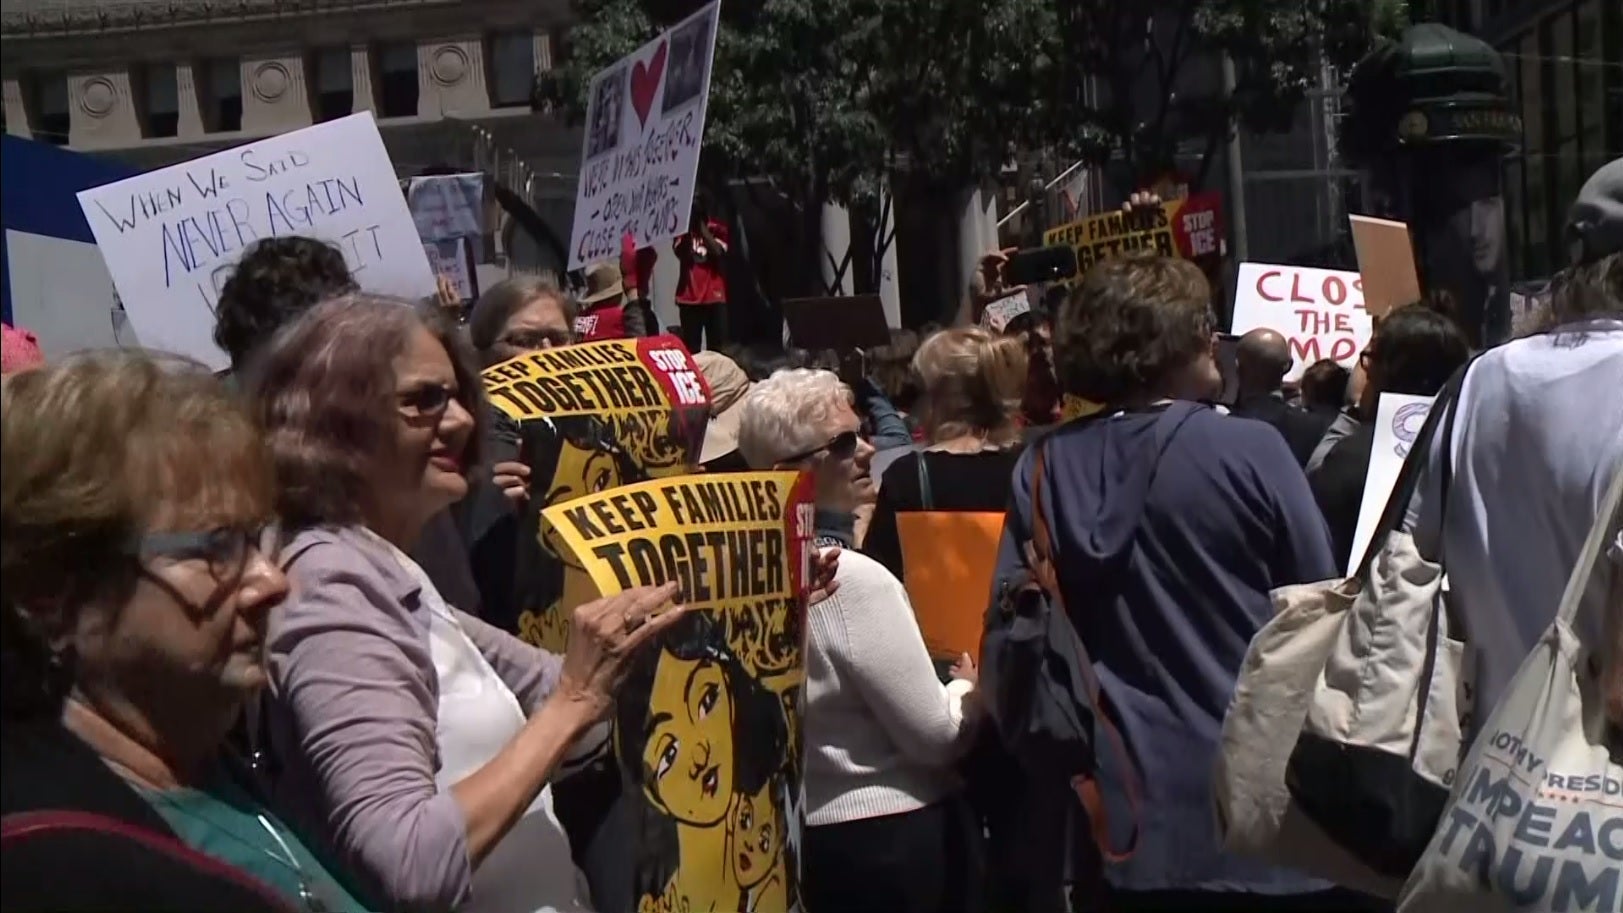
[1230,262,1375,382]
[1346,392,1434,573]
[481,335,710,652]
[1042,190,1224,278]
[542,471,815,913]
[568,1,720,271]
[76,112,433,370]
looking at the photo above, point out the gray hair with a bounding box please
[736,368,851,468]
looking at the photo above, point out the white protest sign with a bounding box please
[567,1,719,271]
[1230,262,1373,382]
[77,112,433,370]
[1346,392,1434,573]
[981,289,1032,332]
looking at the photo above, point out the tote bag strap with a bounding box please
[1555,462,1623,625]
[916,452,934,511]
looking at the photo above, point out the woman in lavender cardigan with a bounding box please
[249,296,687,912]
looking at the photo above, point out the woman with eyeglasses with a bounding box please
[1,351,369,912]
[249,295,687,913]
[735,368,983,913]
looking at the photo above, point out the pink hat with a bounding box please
[1,323,46,375]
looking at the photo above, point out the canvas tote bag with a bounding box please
[1215,370,1471,898]
[1398,462,1622,913]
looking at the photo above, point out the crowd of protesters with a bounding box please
[2,157,1620,913]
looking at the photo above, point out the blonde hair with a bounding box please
[912,327,1027,446]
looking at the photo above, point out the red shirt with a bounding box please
[674,219,729,306]
[574,302,628,342]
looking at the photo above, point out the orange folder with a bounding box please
[895,511,1007,658]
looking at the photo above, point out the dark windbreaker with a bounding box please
[992,401,1338,894]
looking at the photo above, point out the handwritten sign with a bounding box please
[543,471,813,913]
[1346,393,1433,573]
[481,336,710,654]
[1230,262,1373,382]
[77,113,432,370]
[567,1,719,271]
[1043,191,1223,278]
[981,289,1032,332]
[424,239,475,302]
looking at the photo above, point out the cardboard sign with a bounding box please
[1346,392,1434,573]
[1349,214,1422,319]
[782,295,890,351]
[543,471,814,913]
[1042,191,1223,278]
[481,336,710,653]
[77,113,433,370]
[981,289,1032,332]
[568,1,720,270]
[896,511,1006,657]
[1230,262,1373,382]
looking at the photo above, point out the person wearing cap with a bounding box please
[1407,156,1623,729]
[573,261,646,343]
[692,350,754,472]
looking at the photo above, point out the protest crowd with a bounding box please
[1,19,1621,911]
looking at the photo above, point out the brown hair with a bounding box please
[249,294,486,531]
[468,275,578,363]
[1550,251,1623,325]
[2,350,271,717]
[912,327,1027,446]
[1055,254,1214,404]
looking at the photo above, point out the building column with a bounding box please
[351,45,376,114]
[956,186,988,322]
[3,79,29,138]
[175,62,206,139]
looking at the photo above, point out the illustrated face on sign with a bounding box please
[730,780,782,889]
[643,651,735,825]
[540,438,623,566]
[614,411,689,476]
[727,601,797,680]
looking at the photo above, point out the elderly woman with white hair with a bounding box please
[736,368,983,913]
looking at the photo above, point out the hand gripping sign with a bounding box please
[542,472,816,913]
[478,336,710,652]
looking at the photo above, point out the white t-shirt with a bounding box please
[389,544,597,913]
[1409,318,1623,727]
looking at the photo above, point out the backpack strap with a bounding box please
[1026,441,1143,863]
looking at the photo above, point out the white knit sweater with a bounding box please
[803,549,975,827]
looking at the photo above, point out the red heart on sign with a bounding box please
[629,41,668,128]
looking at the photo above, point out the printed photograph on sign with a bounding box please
[542,471,815,913]
[662,12,713,114]
[587,64,628,161]
[476,336,710,653]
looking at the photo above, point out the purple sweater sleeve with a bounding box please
[268,538,473,913]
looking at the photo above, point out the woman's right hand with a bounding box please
[556,582,686,719]
[950,652,978,684]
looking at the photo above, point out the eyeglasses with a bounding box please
[499,328,573,351]
[397,383,457,418]
[782,430,861,465]
[130,525,279,580]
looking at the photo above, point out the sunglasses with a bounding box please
[782,430,861,465]
[397,383,458,418]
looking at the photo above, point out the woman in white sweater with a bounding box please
[736,368,983,913]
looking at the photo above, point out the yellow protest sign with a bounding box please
[478,335,710,653]
[1043,191,1224,277]
[542,471,816,913]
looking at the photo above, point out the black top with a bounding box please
[1307,421,1377,567]
[1,719,296,913]
[863,447,1024,584]
[1231,394,1335,467]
